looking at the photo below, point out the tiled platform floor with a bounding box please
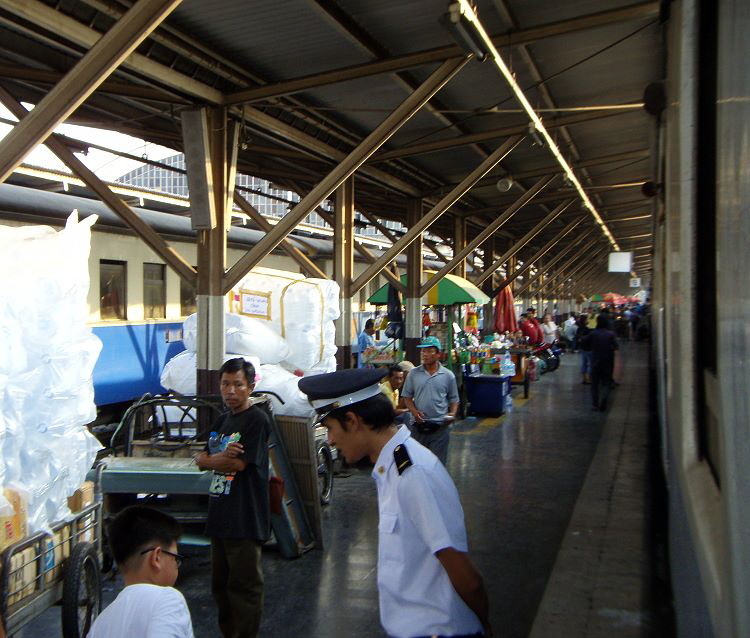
[21,344,662,637]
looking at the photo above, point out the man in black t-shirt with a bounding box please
[196,358,271,638]
[589,314,620,411]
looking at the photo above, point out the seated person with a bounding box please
[87,506,194,638]
[380,365,410,423]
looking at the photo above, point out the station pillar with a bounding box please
[453,215,466,278]
[184,107,237,395]
[405,198,423,364]
[334,178,354,369]
[480,236,496,333]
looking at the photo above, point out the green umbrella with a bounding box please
[368,273,490,305]
[590,293,604,302]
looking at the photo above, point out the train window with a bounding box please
[180,272,197,316]
[100,260,127,320]
[695,0,720,485]
[143,263,166,319]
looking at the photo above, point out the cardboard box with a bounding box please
[0,488,28,554]
[67,481,95,513]
[43,524,71,584]
[8,544,39,605]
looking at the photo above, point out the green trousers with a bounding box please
[211,537,264,638]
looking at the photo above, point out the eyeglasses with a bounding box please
[140,547,185,568]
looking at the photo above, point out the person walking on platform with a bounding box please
[563,313,578,352]
[400,336,459,466]
[588,314,620,411]
[195,358,271,638]
[577,314,593,384]
[298,369,492,638]
[357,318,376,368]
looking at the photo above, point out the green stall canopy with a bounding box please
[368,273,490,306]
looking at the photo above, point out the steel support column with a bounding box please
[223,58,467,293]
[453,216,467,278]
[0,0,182,183]
[405,199,423,365]
[313,207,406,295]
[480,236,497,333]
[334,178,355,369]
[193,108,235,395]
[351,135,523,295]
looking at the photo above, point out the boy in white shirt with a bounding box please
[87,506,194,638]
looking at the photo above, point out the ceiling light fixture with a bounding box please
[440,2,490,62]
[447,0,620,250]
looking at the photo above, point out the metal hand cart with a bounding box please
[91,391,331,562]
[0,464,105,638]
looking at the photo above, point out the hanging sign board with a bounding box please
[608,252,633,272]
[629,277,641,288]
[240,289,271,320]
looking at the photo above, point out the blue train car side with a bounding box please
[91,322,185,406]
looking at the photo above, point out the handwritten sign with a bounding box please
[240,290,271,319]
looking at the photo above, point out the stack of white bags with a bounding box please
[0,213,103,532]
[161,268,340,418]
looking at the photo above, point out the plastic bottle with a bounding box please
[208,431,221,455]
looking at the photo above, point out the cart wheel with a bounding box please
[62,542,102,638]
[316,442,334,506]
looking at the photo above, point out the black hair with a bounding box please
[328,393,395,432]
[108,506,181,568]
[388,365,404,377]
[364,318,375,330]
[220,357,256,385]
[596,314,610,329]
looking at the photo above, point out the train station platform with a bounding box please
[24,343,667,638]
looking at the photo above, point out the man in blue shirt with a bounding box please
[357,318,376,368]
[400,336,459,465]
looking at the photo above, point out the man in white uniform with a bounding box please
[299,369,491,638]
[87,506,194,638]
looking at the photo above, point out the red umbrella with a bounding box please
[494,286,518,333]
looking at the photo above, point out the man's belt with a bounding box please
[415,419,445,435]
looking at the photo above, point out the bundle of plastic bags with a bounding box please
[0,212,103,532]
[228,268,340,371]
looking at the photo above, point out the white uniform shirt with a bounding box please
[372,426,483,638]
[87,583,194,638]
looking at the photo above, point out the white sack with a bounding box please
[160,351,262,395]
[256,365,314,418]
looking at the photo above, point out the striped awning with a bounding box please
[368,273,490,306]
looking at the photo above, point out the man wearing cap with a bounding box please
[400,336,460,466]
[298,369,491,638]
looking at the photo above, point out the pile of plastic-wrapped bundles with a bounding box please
[0,212,103,535]
[161,267,340,418]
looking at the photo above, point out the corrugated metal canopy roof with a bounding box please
[0,0,660,289]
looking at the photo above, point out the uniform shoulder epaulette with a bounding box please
[393,444,412,475]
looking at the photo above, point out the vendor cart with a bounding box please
[1,465,105,638]
[91,392,327,561]
[463,369,512,417]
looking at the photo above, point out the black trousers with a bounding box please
[211,537,264,638]
[591,364,614,410]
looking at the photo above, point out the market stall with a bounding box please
[369,273,524,416]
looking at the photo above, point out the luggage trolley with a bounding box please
[0,464,105,638]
